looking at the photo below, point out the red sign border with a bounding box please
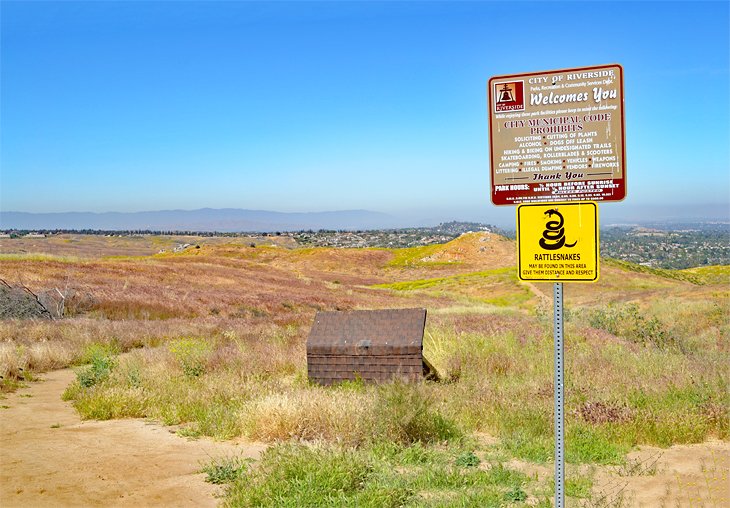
[488,64,626,206]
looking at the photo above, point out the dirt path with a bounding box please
[481,437,729,507]
[604,441,730,507]
[0,370,266,507]
[2,370,728,507]
[520,280,550,304]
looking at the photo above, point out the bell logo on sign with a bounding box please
[517,202,599,282]
[494,81,524,112]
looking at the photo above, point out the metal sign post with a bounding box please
[515,202,597,508]
[553,282,565,508]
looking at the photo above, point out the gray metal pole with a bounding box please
[553,282,565,508]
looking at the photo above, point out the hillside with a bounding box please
[1,232,728,507]
[1,231,726,320]
[0,208,399,232]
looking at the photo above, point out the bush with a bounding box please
[225,444,375,507]
[455,450,481,468]
[76,345,117,388]
[239,389,372,444]
[201,456,253,484]
[372,381,461,445]
[585,303,682,351]
[168,337,211,378]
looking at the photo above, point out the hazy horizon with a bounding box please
[2,202,728,232]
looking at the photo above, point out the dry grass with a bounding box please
[0,233,295,258]
[240,389,374,443]
[2,233,727,455]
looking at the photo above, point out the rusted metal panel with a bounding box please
[306,308,426,384]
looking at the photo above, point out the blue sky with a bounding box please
[1,1,728,224]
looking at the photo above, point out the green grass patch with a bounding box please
[0,253,82,263]
[168,337,212,378]
[483,292,532,308]
[565,475,593,498]
[374,277,451,291]
[373,268,534,309]
[373,268,515,292]
[566,425,628,465]
[224,444,377,507]
[223,443,532,507]
[201,456,254,484]
[385,244,456,267]
[680,265,730,285]
[603,258,703,284]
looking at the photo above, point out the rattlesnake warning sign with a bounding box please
[517,201,599,282]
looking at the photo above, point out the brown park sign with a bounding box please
[488,64,625,205]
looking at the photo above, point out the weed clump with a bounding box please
[201,456,253,484]
[76,344,117,388]
[575,401,634,425]
[225,445,376,507]
[224,442,531,508]
[503,484,528,502]
[455,450,481,468]
[583,303,683,351]
[168,337,211,378]
[373,381,461,445]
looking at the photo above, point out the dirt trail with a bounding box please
[606,441,730,507]
[519,280,549,304]
[2,370,728,507]
[0,370,266,507]
[481,437,729,506]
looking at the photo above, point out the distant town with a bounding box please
[2,220,728,270]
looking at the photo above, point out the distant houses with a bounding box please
[0,231,47,238]
[0,232,47,238]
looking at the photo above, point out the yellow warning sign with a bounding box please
[517,202,599,282]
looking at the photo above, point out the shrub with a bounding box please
[372,381,461,445]
[75,342,119,366]
[76,345,117,388]
[455,450,481,468]
[201,456,253,484]
[585,303,683,351]
[168,337,211,378]
[240,389,373,444]
[224,444,374,507]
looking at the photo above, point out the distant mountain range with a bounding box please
[0,208,401,232]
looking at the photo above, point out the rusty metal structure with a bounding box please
[306,308,427,385]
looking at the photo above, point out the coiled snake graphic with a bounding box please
[539,209,577,250]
